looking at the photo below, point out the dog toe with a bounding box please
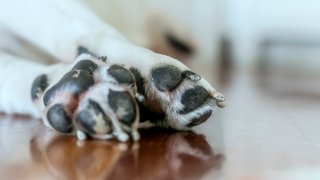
[76,99,112,135]
[179,86,210,114]
[151,65,182,91]
[47,104,73,133]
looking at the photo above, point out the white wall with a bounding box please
[86,0,223,63]
[225,0,320,67]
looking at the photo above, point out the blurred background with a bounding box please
[84,0,320,179]
[86,0,320,96]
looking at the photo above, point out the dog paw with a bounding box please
[127,55,226,130]
[30,48,226,141]
[31,56,140,142]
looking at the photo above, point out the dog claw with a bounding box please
[77,130,87,141]
[212,92,226,108]
[131,131,140,141]
[215,94,225,102]
[217,101,227,108]
[135,93,145,103]
[115,132,129,142]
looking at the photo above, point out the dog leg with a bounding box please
[0,51,141,141]
[0,51,52,116]
[0,0,226,131]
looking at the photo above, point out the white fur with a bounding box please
[0,0,225,137]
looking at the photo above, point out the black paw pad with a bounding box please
[108,64,135,85]
[72,60,98,75]
[151,65,182,91]
[187,110,212,127]
[31,74,49,101]
[76,99,112,134]
[129,68,145,95]
[182,70,201,81]
[179,86,209,114]
[108,90,136,126]
[43,70,95,106]
[47,104,73,133]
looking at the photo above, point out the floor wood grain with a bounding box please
[1,69,319,180]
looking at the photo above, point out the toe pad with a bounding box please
[179,86,210,114]
[151,65,182,91]
[47,104,73,133]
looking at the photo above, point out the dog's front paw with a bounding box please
[128,55,226,130]
[30,48,226,141]
[31,57,140,142]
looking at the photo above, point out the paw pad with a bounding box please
[76,99,112,134]
[47,104,73,133]
[33,54,226,141]
[108,64,135,85]
[129,68,145,95]
[72,60,98,75]
[31,74,49,101]
[182,70,201,81]
[43,64,95,106]
[151,65,182,91]
[179,86,210,114]
[187,110,212,127]
[108,90,137,126]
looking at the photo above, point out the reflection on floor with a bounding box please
[0,115,223,180]
[1,69,320,180]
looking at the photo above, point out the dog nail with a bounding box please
[183,70,201,81]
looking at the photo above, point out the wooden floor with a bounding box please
[1,68,320,180]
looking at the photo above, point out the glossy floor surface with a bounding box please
[1,69,320,180]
